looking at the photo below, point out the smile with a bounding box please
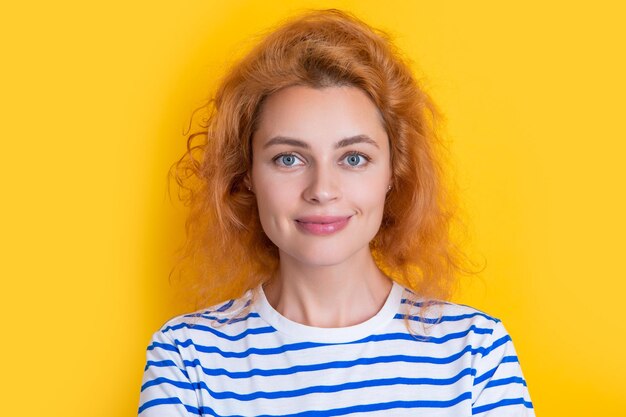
[294,216,352,236]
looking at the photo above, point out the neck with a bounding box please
[262,248,393,328]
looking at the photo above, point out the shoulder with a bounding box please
[397,286,510,346]
[149,289,260,345]
[400,286,501,326]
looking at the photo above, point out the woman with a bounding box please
[138,9,534,416]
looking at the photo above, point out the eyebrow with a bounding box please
[262,134,380,150]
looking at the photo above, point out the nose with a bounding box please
[302,165,341,204]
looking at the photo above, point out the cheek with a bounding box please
[348,175,389,208]
[368,193,388,221]
[251,165,300,212]
[253,182,294,225]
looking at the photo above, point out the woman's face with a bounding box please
[249,85,392,268]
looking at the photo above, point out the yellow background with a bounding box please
[1,1,624,415]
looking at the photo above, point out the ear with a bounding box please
[243,174,253,193]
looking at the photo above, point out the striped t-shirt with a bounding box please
[138,281,534,416]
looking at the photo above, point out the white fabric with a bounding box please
[138,281,534,416]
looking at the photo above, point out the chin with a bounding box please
[281,244,367,268]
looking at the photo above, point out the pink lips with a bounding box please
[295,215,352,236]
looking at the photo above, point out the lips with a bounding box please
[294,215,352,236]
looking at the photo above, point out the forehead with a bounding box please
[253,85,388,148]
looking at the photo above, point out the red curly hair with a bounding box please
[170,9,477,316]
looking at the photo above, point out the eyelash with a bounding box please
[273,153,303,167]
[272,152,371,168]
[342,152,371,167]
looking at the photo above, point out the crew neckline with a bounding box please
[253,280,404,343]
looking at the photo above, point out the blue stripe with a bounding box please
[217,299,235,312]
[479,334,510,358]
[485,376,527,389]
[183,299,252,318]
[195,392,472,417]
[400,299,497,322]
[144,360,190,379]
[399,298,451,307]
[395,311,499,324]
[144,368,476,401]
[194,312,260,324]
[144,359,177,371]
[148,341,177,353]
[177,338,310,357]
[472,397,533,414]
[162,312,497,341]
[474,351,519,385]
[141,377,194,392]
[501,355,519,364]
[161,322,277,340]
[138,397,200,415]
[171,335,511,379]
[474,366,497,385]
[184,353,456,379]
[367,325,493,344]
[152,325,494,360]
[169,311,497,338]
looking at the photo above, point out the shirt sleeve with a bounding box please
[471,320,535,416]
[137,327,200,416]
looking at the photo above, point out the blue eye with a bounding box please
[275,154,302,167]
[281,155,296,166]
[343,153,368,167]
